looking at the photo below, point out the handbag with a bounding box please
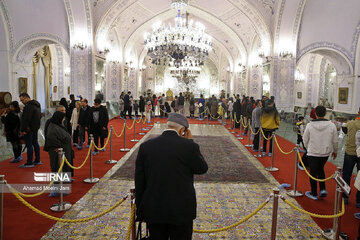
[136,221,150,240]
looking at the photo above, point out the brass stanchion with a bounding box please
[322,167,347,240]
[237,115,244,140]
[270,188,280,240]
[265,132,279,172]
[130,189,136,240]
[139,116,146,135]
[120,119,130,152]
[231,114,236,133]
[206,108,209,125]
[287,144,303,197]
[244,121,252,147]
[50,149,72,211]
[254,127,263,158]
[130,119,139,142]
[106,126,117,164]
[0,175,4,240]
[84,136,100,183]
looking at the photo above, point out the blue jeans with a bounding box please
[24,131,40,164]
[199,107,204,118]
[342,153,360,203]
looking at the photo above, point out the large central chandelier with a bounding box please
[144,1,212,65]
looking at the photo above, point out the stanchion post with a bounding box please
[0,175,4,240]
[227,113,232,130]
[270,188,280,240]
[139,116,146,135]
[50,149,72,211]
[84,136,100,183]
[244,121,252,147]
[206,108,209,125]
[131,119,139,142]
[106,126,117,164]
[265,131,279,172]
[333,167,343,240]
[287,144,303,197]
[130,189,136,240]
[120,119,130,152]
[254,127,263,158]
[237,115,244,140]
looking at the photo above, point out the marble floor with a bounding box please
[42,124,324,239]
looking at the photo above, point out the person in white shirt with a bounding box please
[303,106,338,200]
[70,101,81,146]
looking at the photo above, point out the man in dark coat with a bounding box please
[135,113,208,240]
[233,94,242,128]
[78,98,91,149]
[89,98,109,155]
[123,91,132,119]
[19,93,41,168]
[67,94,76,134]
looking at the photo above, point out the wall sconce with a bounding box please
[295,69,305,81]
[64,67,70,77]
[279,51,293,58]
[98,48,110,55]
[258,52,265,58]
[73,42,87,50]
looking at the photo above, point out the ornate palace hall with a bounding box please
[0,0,360,239]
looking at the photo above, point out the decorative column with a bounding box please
[106,62,121,100]
[64,0,94,102]
[248,66,263,99]
[272,57,295,112]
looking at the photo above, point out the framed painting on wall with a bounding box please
[68,86,71,95]
[53,86,57,93]
[338,88,348,104]
[297,92,302,99]
[18,78,27,94]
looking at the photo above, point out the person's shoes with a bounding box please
[344,198,349,205]
[77,146,83,150]
[268,153,272,157]
[100,148,106,152]
[71,178,75,182]
[33,161,43,165]
[10,157,22,163]
[262,152,267,157]
[19,163,35,168]
[298,163,304,171]
[49,192,60,197]
[243,133,247,136]
[354,213,360,220]
[305,191,318,200]
[299,149,306,153]
[93,151,99,156]
[252,147,259,151]
[356,203,360,208]
[319,190,328,198]
[73,143,78,147]
[86,144,90,148]
[18,156,24,161]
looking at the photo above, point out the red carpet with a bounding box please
[2,117,358,239]
[1,117,154,240]
[227,124,359,240]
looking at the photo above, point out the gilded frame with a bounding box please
[338,88,348,104]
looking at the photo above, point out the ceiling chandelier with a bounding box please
[143,1,212,65]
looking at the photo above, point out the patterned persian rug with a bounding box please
[111,135,268,183]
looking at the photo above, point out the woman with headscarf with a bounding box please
[260,99,280,157]
[59,97,71,134]
[1,101,22,163]
[45,111,74,182]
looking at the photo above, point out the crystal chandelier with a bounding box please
[144,7,212,65]
[169,58,201,85]
[170,0,189,10]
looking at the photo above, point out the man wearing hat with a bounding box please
[135,113,208,240]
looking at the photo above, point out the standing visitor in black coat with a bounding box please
[1,101,22,163]
[139,95,145,117]
[77,98,91,149]
[89,99,109,155]
[19,93,41,168]
[123,91,132,119]
[135,113,208,240]
[67,94,76,134]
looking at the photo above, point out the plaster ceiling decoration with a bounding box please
[220,8,257,50]
[16,39,55,64]
[115,2,153,45]
[92,0,118,29]
[190,0,234,16]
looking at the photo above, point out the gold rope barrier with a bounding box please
[136,115,143,123]
[113,124,126,138]
[8,187,129,223]
[248,123,261,135]
[298,152,334,182]
[92,130,112,151]
[126,118,136,130]
[274,136,294,155]
[125,204,136,240]
[8,157,66,198]
[282,197,345,218]
[260,128,273,141]
[193,200,269,233]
